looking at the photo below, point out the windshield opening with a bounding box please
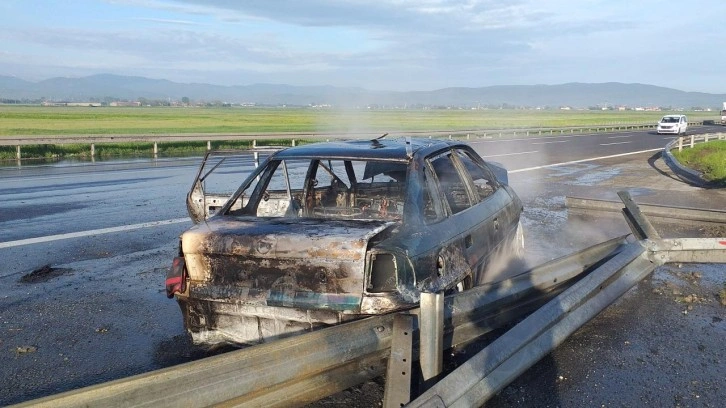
[226,158,408,221]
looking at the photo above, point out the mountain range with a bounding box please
[1,74,725,109]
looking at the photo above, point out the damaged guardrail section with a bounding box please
[409,241,654,407]
[406,191,725,407]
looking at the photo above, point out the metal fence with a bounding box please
[1,122,698,160]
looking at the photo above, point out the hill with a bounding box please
[0,74,724,109]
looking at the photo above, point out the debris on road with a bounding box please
[20,264,72,283]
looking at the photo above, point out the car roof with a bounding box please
[272,137,458,161]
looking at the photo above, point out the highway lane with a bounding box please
[470,127,719,170]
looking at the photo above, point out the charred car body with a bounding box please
[167,137,523,347]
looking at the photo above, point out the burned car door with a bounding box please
[422,150,480,290]
[187,150,267,223]
[451,148,521,284]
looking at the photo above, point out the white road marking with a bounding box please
[607,135,631,139]
[532,141,568,145]
[510,147,662,173]
[481,150,539,158]
[599,141,632,146]
[0,218,190,249]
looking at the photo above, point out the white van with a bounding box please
[657,115,688,135]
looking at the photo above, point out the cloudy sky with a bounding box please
[1,0,724,92]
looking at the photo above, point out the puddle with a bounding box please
[522,196,567,229]
[571,167,621,186]
[546,163,599,178]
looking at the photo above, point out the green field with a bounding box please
[0,106,721,161]
[0,106,717,136]
[672,140,726,184]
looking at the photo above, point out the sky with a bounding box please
[0,0,725,93]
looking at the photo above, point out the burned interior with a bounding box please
[168,137,523,346]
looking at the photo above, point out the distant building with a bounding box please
[109,101,142,107]
[41,101,101,107]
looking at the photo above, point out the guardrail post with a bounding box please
[91,143,95,158]
[383,314,414,408]
[690,135,694,149]
[207,141,211,150]
[513,131,516,137]
[678,137,683,152]
[253,139,257,148]
[704,134,709,143]
[292,139,296,146]
[526,131,529,137]
[16,145,21,160]
[420,292,444,385]
[153,142,158,156]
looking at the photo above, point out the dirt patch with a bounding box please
[19,264,73,283]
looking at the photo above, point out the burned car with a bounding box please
[166,137,523,347]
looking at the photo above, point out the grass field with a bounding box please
[0,106,721,160]
[672,140,726,183]
[0,106,718,136]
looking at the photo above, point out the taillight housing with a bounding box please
[166,256,187,298]
[367,251,398,293]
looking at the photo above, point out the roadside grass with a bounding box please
[672,140,726,184]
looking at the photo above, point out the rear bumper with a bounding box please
[177,296,357,346]
[175,289,412,346]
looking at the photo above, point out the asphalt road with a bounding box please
[1,126,724,406]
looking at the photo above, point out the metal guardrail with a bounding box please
[566,196,726,224]
[0,122,694,160]
[408,191,726,407]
